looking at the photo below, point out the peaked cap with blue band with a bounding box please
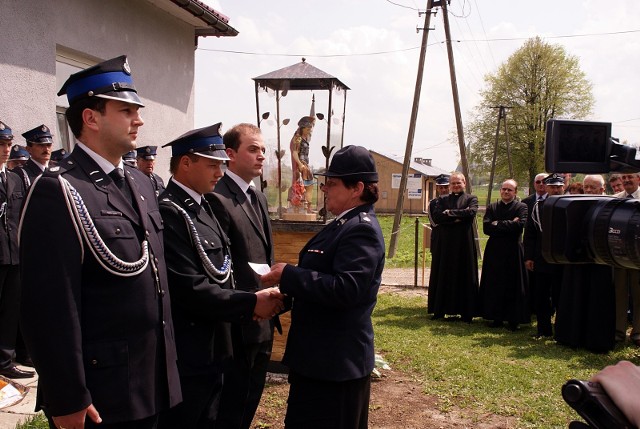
[51,148,68,163]
[162,123,229,161]
[57,55,144,107]
[10,145,30,161]
[0,121,13,140]
[137,145,158,160]
[22,124,54,144]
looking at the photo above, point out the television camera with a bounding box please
[544,119,640,428]
[542,119,640,270]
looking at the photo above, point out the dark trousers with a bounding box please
[216,339,272,429]
[534,271,554,336]
[285,371,370,429]
[158,372,223,429]
[0,265,20,369]
[46,412,159,429]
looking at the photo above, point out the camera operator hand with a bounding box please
[591,360,640,427]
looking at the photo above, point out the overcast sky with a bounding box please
[194,0,640,172]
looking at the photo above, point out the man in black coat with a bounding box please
[521,172,547,316]
[479,179,529,331]
[14,124,53,189]
[206,123,276,429]
[261,146,385,429]
[428,172,479,322]
[136,145,165,197]
[426,174,449,316]
[20,56,181,429]
[524,173,565,338]
[0,120,31,379]
[157,124,283,429]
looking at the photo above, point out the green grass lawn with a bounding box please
[373,293,640,428]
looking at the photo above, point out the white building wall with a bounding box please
[0,0,198,181]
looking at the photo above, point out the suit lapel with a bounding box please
[167,181,224,242]
[222,175,268,245]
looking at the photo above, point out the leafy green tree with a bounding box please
[468,37,594,192]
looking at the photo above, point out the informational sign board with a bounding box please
[392,173,423,199]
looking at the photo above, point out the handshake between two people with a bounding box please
[253,263,289,321]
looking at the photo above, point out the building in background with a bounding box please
[0,0,238,182]
[370,151,450,214]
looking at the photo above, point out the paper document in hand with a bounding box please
[248,262,271,276]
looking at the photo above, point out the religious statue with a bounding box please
[288,116,315,213]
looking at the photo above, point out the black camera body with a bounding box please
[542,119,640,270]
[562,379,634,429]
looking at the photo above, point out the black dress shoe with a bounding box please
[0,365,35,379]
[489,320,503,328]
[430,314,444,320]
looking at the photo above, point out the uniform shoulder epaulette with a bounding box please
[359,212,372,223]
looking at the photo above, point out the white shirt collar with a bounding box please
[225,169,258,194]
[76,142,124,174]
[170,177,202,205]
[31,159,48,172]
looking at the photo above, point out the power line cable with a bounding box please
[198,29,640,58]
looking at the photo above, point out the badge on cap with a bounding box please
[0,123,4,131]
[123,59,131,75]
[12,146,18,152]
[41,125,49,133]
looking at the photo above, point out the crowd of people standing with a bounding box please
[427,171,637,353]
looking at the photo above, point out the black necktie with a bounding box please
[109,168,133,205]
[247,187,264,229]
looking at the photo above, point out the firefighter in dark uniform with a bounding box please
[19,56,181,429]
[261,145,386,429]
[157,124,283,429]
[7,144,29,171]
[136,145,165,197]
[14,124,53,189]
[427,173,450,316]
[0,120,31,379]
[49,148,68,167]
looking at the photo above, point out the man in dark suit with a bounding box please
[206,123,275,429]
[157,123,283,429]
[19,56,181,429]
[261,146,385,429]
[524,173,565,338]
[136,145,165,197]
[14,124,53,189]
[0,120,31,379]
[521,172,548,214]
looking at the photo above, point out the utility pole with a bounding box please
[387,0,436,258]
[486,105,513,206]
[441,0,470,192]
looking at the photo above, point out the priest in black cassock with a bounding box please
[479,179,530,331]
[554,174,615,352]
[428,172,479,322]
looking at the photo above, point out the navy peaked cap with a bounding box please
[162,123,229,161]
[22,124,53,144]
[136,145,158,160]
[57,55,144,107]
[9,145,29,161]
[435,174,450,185]
[0,121,13,140]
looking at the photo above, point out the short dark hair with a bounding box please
[65,98,108,138]
[169,153,200,174]
[341,177,379,204]
[223,123,261,152]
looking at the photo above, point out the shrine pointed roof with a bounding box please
[253,58,350,91]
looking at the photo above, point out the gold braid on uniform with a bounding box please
[19,174,150,277]
[164,199,232,284]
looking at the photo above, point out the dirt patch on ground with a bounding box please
[252,284,514,429]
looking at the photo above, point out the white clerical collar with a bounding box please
[76,142,124,174]
[225,169,257,194]
[170,177,202,205]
